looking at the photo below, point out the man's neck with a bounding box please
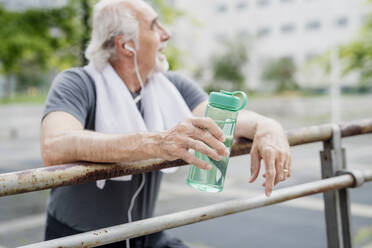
[110,59,147,93]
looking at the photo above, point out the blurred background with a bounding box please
[0,0,371,247]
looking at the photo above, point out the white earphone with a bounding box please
[123,42,145,248]
[124,44,136,54]
[123,43,144,90]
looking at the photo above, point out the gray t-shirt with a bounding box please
[43,68,207,234]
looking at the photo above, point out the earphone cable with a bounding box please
[126,173,146,248]
[126,46,147,248]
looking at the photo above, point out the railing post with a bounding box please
[320,124,352,248]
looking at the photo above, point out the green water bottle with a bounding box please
[187,90,247,192]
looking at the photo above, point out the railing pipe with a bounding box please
[1,119,372,197]
[286,119,372,146]
[19,169,372,248]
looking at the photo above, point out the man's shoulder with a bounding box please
[48,66,96,109]
[163,71,197,91]
[164,71,187,84]
[52,67,95,92]
[163,70,205,91]
[55,67,90,84]
[44,67,96,127]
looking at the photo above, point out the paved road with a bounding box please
[0,95,371,247]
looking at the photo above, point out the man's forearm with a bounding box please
[235,110,279,139]
[41,130,162,166]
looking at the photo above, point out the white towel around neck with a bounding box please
[84,62,191,189]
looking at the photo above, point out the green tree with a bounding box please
[78,0,95,65]
[340,1,372,85]
[262,57,299,92]
[0,2,82,97]
[205,40,248,92]
[0,0,184,98]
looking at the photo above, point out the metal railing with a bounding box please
[0,118,371,248]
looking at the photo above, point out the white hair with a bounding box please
[85,0,141,70]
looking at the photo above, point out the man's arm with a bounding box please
[41,111,228,169]
[41,111,162,165]
[192,99,291,197]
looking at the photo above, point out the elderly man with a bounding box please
[41,0,291,247]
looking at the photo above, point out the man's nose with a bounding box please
[160,25,171,42]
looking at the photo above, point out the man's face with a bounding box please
[131,1,171,75]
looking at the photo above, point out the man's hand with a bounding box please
[249,119,291,197]
[158,117,229,170]
[193,100,292,197]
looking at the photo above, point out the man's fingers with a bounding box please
[186,138,222,161]
[249,146,261,183]
[274,155,285,185]
[262,149,276,197]
[181,151,212,170]
[190,117,225,142]
[281,152,291,180]
[287,153,292,178]
[191,128,228,156]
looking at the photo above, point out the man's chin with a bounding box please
[157,59,169,73]
[150,56,169,75]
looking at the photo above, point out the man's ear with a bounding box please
[114,36,134,57]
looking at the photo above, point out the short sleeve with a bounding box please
[43,68,95,127]
[164,71,208,111]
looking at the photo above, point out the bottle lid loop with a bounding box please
[230,91,247,111]
[209,90,247,111]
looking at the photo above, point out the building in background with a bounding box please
[171,0,369,89]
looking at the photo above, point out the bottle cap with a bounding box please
[209,90,247,111]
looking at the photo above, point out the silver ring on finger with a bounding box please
[283,168,289,178]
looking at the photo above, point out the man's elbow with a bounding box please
[41,139,55,166]
[40,137,65,167]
